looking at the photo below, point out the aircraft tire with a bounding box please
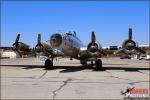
[91,61,94,65]
[80,60,87,66]
[45,59,53,70]
[95,59,102,70]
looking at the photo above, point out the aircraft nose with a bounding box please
[50,33,62,47]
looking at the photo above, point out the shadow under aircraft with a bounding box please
[3,28,147,71]
[1,64,149,73]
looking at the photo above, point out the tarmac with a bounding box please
[1,57,149,99]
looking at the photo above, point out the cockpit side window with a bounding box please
[66,31,76,37]
[66,32,72,36]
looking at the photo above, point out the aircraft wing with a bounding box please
[131,46,146,54]
[115,46,146,56]
[12,34,59,58]
[115,48,126,55]
[0,47,14,50]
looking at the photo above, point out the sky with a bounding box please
[1,1,149,48]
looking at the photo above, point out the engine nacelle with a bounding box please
[87,42,102,53]
[122,39,137,50]
[35,44,44,53]
[13,42,30,52]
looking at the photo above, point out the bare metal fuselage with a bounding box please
[50,33,84,59]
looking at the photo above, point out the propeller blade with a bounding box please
[115,48,125,54]
[15,34,20,44]
[13,33,21,48]
[37,33,41,45]
[35,33,44,53]
[91,31,96,43]
[129,28,132,40]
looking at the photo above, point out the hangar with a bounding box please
[0,49,20,59]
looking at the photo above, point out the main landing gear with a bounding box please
[44,59,53,69]
[80,59,102,70]
[45,58,102,70]
[95,59,102,70]
[80,60,87,66]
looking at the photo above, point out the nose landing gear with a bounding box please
[44,59,53,70]
[95,59,102,70]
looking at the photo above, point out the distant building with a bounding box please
[109,46,118,50]
[103,46,118,50]
[0,50,20,58]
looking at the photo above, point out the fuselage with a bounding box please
[50,32,84,58]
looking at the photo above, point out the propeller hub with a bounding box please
[87,42,98,53]
[35,44,43,53]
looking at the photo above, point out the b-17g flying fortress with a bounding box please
[0,1,149,100]
[6,28,147,70]
[1,28,149,99]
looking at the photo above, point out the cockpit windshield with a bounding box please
[66,31,76,37]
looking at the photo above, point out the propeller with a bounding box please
[12,33,23,56]
[87,31,99,53]
[35,33,44,53]
[116,28,146,56]
[122,28,136,48]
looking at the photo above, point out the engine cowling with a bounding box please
[13,42,30,52]
[87,42,102,53]
[35,44,44,53]
[122,39,137,50]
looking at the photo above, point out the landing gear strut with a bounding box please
[80,60,87,66]
[91,61,94,65]
[95,59,102,70]
[44,59,53,69]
